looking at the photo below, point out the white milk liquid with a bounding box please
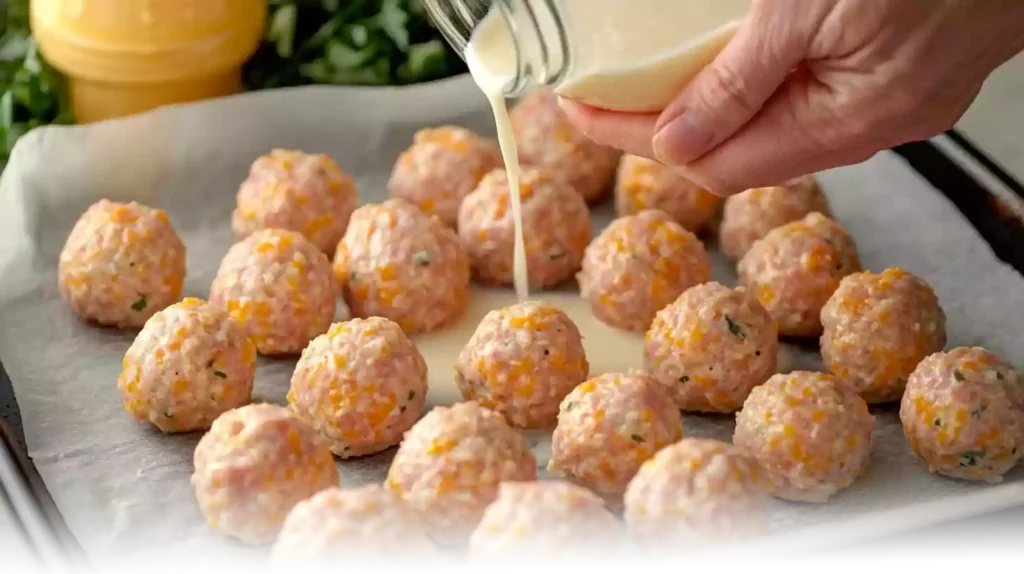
[410,0,751,413]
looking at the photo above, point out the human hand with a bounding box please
[559,0,1024,195]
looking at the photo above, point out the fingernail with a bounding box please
[653,112,715,166]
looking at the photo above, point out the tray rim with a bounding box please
[2,127,1024,563]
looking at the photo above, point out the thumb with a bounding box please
[652,0,822,167]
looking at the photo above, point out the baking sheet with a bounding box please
[1,75,1024,566]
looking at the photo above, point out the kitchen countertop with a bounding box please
[2,54,1023,561]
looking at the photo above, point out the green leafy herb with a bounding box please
[993,370,1005,381]
[725,315,744,339]
[971,405,987,419]
[412,250,430,266]
[163,411,174,418]
[244,0,466,90]
[678,376,689,384]
[933,418,941,427]
[630,434,645,444]
[564,401,576,412]
[959,450,984,468]
[131,296,148,312]
[953,370,966,382]
[213,370,228,379]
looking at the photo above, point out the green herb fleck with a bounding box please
[131,296,148,312]
[679,376,690,384]
[213,370,228,379]
[547,248,564,260]
[412,251,430,266]
[163,411,174,419]
[630,434,645,444]
[994,370,1005,381]
[933,418,941,426]
[971,405,987,419]
[350,270,358,281]
[953,370,966,382]
[408,389,416,400]
[565,401,576,412]
[725,315,744,338]
[400,405,407,413]
[959,450,984,468]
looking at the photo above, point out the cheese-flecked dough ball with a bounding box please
[334,199,470,335]
[900,347,1024,483]
[615,154,721,233]
[739,212,861,338]
[58,199,186,328]
[385,402,536,546]
[271,485,435,563]
[719,175,831,262]
[232,149,358,256]
[468,481,623,560]
[820,268,947,404]
[210,228,336,356]
[549,372,683,500]
[644,282,778,413]
[511,89,621,203]
[288,317,428,458]
[118,297,256,433]
[388,126,502,227]
[455,301,589,429]
[578,210,711,333]
[191,403,339,545]
[734,371,875,503]
[458,167,591,289]
[624,438,771,549]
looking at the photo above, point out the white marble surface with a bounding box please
[1,54,1022,562]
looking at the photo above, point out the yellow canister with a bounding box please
[30,0,266,123]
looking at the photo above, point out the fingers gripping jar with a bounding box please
[423,0,752,113]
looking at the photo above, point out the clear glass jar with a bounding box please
[423,0,571,97]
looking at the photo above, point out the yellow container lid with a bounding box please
[31,0,266,122]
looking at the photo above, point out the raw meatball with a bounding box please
[719,175,831,262]
[739,212,861,338]
[271,485,435,563]
[385,402,536,545]
[578,210,711,333]
[624,438,771,548]
[511,89,621,203]
[733,371,875,503]
[334,199,470,335]
[549,372,683,500]
[615,154,721,233]
[118,297,256,433]
[468,481,623,559]
[455,301,589,429]
[58,199,186,328]
[191,403,339,545]
[820,268,947,404]
[231,149,358,256]
[210,228,336,356]
[458,167,591,289]
[644,282,778,413]
[900,347,1024,483]
[288,317,428,458]
[388,126,502,228]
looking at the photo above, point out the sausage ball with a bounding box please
[624,438,771,549]
[271,485,435,563]
[738,212,861,338]
[510,89,621,203]
[458,167,591,289]
[385,402,536,545]
[900,347,1024,483]
[210,228,336,356]
[614,154,721,233]
[578,210,711,333]
[334,199,470,335]
[468,481,623,560]
[455,301,589,429]
[58,199,186,328]
[733,371,875,503]
[645,282,778,413]
[288,317,428,458]
[191,403,339,545]
[719,175,831,262]
[820,268,947,404]
[118,297,256,433]
[388,126,502,228]
[549,372,683,500]
[232,149,358,256]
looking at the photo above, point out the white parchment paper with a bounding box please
[1,75,1024,565]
